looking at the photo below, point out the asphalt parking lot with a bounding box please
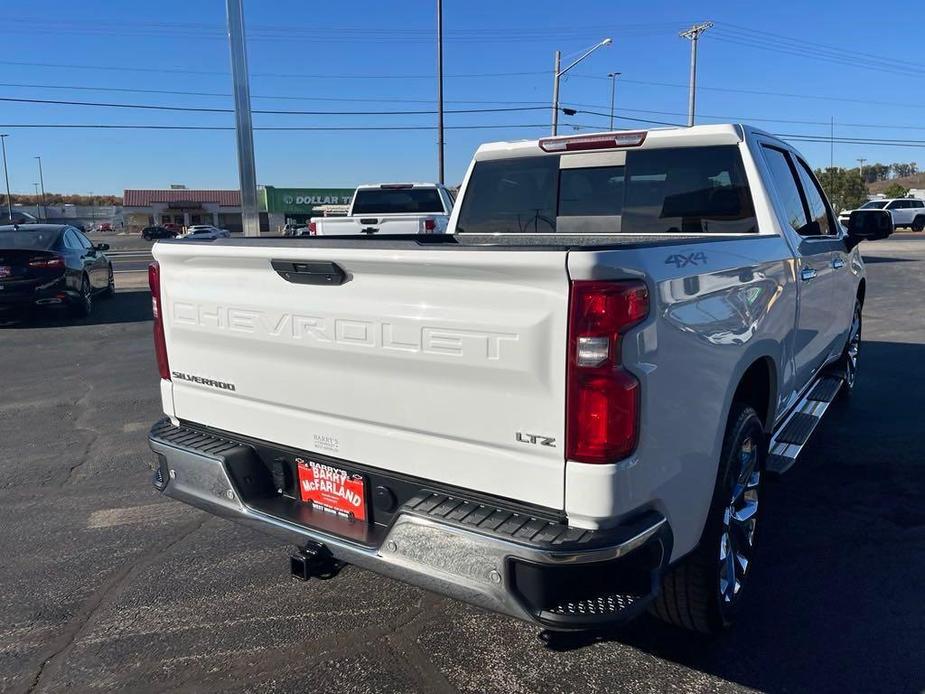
[1,237,923,693]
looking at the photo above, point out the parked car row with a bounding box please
[142,224,231,241]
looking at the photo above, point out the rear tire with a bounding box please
[103,267,115,298]
[913,215,925,232]
[72,275,92,318]
[650,404,764,634]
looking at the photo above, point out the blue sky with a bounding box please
[1,0,923,194]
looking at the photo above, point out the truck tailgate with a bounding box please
[154,242,570,509]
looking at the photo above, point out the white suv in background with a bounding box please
[839,198,925,231]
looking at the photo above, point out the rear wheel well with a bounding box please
[732,358,774,432]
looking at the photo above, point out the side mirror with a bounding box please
[845,209,892,249]
[95,243,110,251]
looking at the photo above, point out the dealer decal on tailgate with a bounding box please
[296,458,367,521]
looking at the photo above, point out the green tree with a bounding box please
[882,182,909,198]
[815,167,869,211]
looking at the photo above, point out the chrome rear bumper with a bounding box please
[149,419,670,629]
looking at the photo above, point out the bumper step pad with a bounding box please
[404,491,663,552]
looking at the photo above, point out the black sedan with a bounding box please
[141,225,178,241]
[0,224,114,317]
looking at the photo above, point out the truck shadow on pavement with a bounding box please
[547,340,924,694]
[0,290,152,329]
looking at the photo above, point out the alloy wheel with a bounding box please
[719,436,760,606]
[845,305,861,389]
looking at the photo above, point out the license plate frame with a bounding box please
[295,458,368,522]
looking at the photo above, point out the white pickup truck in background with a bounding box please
[306,183,454,236]
[147,125,892,635]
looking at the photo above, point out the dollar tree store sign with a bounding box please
[261,186,355,213]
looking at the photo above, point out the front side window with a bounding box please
[861,200,887,209]
[794,160,834,235]
[455,146,756,234]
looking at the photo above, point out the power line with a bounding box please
[4,122,925,148]
[0,122,600,132]
[0,95,552,116]
[0,59,543,80]
[0,81,551,106]
[7,91,925,134]
[714,22,925,74]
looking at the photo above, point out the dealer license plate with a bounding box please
[296,458,367,522]
[0,266,10,279]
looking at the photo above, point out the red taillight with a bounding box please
[308,221,318,235]
[566,280,648,463]
[148,261,170,381]
[27,256,65,269]
[422,218,437,233]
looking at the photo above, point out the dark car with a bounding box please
[142,225,178,241]
[0,224,114,317]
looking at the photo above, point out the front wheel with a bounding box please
[913,215,925,232]
[650,403,764,633]
[837,300,862,398]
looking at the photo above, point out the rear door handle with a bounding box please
[271,260,346,286]
[832,257,845,269]
[800,267,817,281]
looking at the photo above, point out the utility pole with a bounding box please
[551,50,562,136]
[551,38,612,135]
[226,0,259,237]
[0,134,11,223]
[857,157,867,181]
[436,0,445,184]
[34,156,47,220]
[679,21,713,127]
[608,72,621,130]
[830,116,834,168]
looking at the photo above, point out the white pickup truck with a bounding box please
[147,125,891,635]
[838,197,925,231]
[306,183,454,236]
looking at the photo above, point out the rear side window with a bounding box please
[762,147,809,234]
[455,146,756,234]
[351,188,445,215]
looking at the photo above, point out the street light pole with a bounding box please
[34,156,47,220]
[33,183,40,219]
[0,134,11,223]
[226,0,259,237]
[679,22,713,127]
[436,0,445,185]
[551,38,612,136]
[608,72,621,130]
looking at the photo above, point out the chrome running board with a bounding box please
[766,375,843,474]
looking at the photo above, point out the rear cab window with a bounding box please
[455,145,757,234]
[352,188,445,215]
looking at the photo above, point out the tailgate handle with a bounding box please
[271,260,346,286]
